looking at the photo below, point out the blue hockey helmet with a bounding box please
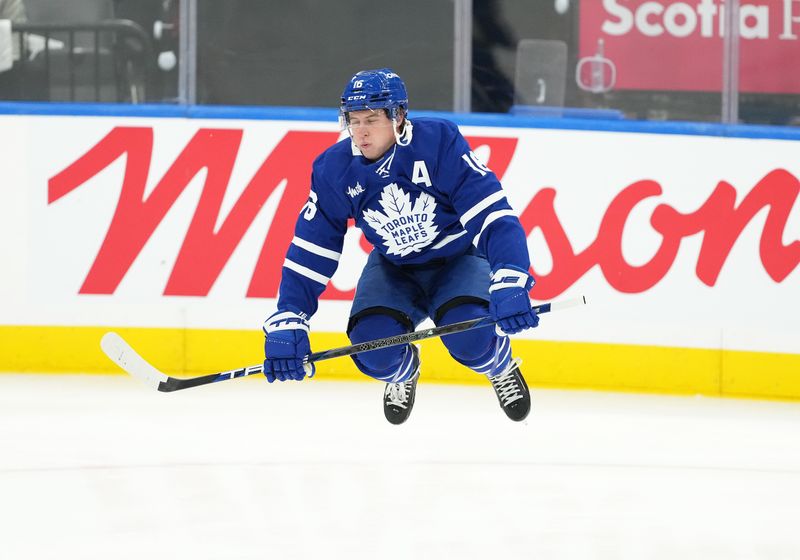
[340,68,409,120]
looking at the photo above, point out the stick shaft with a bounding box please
[103,296,586,392]
[308,297,580,362]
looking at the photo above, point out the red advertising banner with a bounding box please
[579,0,800,93]
[46,127,800,301]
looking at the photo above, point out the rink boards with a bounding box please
[0,108,798,399]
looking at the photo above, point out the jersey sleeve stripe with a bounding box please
[431,229,468,250]
[292,235,342,262]
[473,209,517,245]
[459,190,506,227]
[283,258,330,286]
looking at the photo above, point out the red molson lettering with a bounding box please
[48,127,799,300]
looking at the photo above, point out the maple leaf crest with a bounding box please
[362,183,439,257]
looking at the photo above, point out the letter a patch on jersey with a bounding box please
[411,160,432,187]
[362,183,439,257]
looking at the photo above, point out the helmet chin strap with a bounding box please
[393,117,413,146]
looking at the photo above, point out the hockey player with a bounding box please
[263,68,539,424]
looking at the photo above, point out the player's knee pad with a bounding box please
[438,302,497,366]
[348,313,410,380]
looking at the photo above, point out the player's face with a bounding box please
[347,110,397,160]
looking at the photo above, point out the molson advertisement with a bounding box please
[0,113,798,398]
[580,0,800,92]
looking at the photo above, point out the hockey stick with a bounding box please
[101,296,586,393]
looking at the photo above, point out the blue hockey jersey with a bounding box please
[278,117,530,317]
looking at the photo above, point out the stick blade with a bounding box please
[100,332,169,390]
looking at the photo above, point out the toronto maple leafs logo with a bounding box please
[362,183,439,257]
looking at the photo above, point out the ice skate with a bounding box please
[488,358,530,422]
[383,345,420,425]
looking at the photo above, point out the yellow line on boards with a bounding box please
[0,325,798,400]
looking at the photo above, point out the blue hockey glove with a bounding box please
[489,265,540,336]
[262,309,316,383]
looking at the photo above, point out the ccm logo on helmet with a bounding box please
[347,95,367,101]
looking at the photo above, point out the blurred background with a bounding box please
[2,0,798,124]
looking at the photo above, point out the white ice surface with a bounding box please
[1,374,800,560]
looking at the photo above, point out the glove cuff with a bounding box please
[490,264,535,293]
[263,309,310,335]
